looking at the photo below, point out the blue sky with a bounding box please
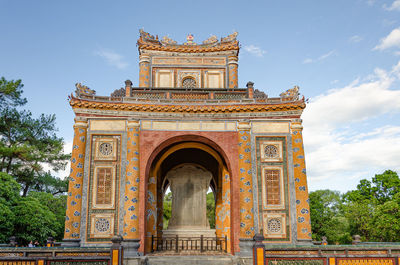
[1,0,400,192]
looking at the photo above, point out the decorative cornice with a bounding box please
[137,30,239,53]
[138,40,239,53]
[69,96,305,114]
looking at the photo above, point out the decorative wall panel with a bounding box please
[263,212,286,238]
[256,136,290,242]
[154,69,174,88]
[177,70,201,88]
[204,70,224,88]
[86,135,121,242]
[261,165,285,210]
[94,138,118,161]
[90,213,115,238]
[260,141,283,162]
[92,165,116,209]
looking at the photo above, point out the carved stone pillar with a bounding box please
[63,118,88,246]
[122,120,141,256]
[291,119,312,242]
[228,56,238,88]
[139,54,151,87]
[237,121,255,239]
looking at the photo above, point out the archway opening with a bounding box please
[145,142,231,253]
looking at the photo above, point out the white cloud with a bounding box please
[303,61,400,191]
[367,0,376,6]
[374,27,400,50]
[384,0,400,11]
[303,58,314,64]
[349,35,363,43]
[302,50,336,64]
[94,48,129,69]
[243,45,266,57]
[318,50,335,60]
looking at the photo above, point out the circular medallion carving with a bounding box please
[264,145,278,158]
[267,218,281,233]
[182,77,196,88]
[99,143,113,156]
[95,218,110,232]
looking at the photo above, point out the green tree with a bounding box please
[0,77,70,196]
[13,197,59,246]
[370,192,400,242]
[309,189,351,244]
[28,192,67,241]
[0,77,26,109]
[163,192,172,229]
[342,170,400,242]
[0,172,20,243]
[206,192,215,229]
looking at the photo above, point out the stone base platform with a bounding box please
[163,228,216,237]
[124,255,252,265]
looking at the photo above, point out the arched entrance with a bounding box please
[143,140,233,254]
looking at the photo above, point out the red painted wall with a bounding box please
[137,130,240,254]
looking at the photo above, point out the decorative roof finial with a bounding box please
[184,34,196,45]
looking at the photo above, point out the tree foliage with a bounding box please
[0,77,69,196]
[309,189,351,244]
[310,170,400,243]
[0,77,69,244]
[13,197,59,245]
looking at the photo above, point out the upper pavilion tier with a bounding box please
[68,30,305,115]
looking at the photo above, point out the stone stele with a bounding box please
[163,164,215,237]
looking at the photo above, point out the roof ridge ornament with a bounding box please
[75,83,96,97]
[221,31,238,43]
[137,30,239,52]
[183,34,196,45]
[161,35,177,45]
[280,86,300,101]
[202,35,218,45]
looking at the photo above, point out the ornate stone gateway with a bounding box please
[63,30,313,258]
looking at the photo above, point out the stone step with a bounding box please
[145,255,240,265]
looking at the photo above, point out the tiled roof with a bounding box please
[69,96,305,113]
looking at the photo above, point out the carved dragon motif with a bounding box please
[161,35,177,45]
[75,83,96,97]
[280,86,300,100]
[202,35,218,45]
[221,31,238,43]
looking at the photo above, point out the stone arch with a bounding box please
[140,134,236,254]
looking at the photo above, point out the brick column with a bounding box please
[237,121,255,239]
[139,54,151,87]
[228,56,238,88]
[122,120,141,256]
[63,119,88,246]
[291,119,312,242]
[125,80,132,97]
